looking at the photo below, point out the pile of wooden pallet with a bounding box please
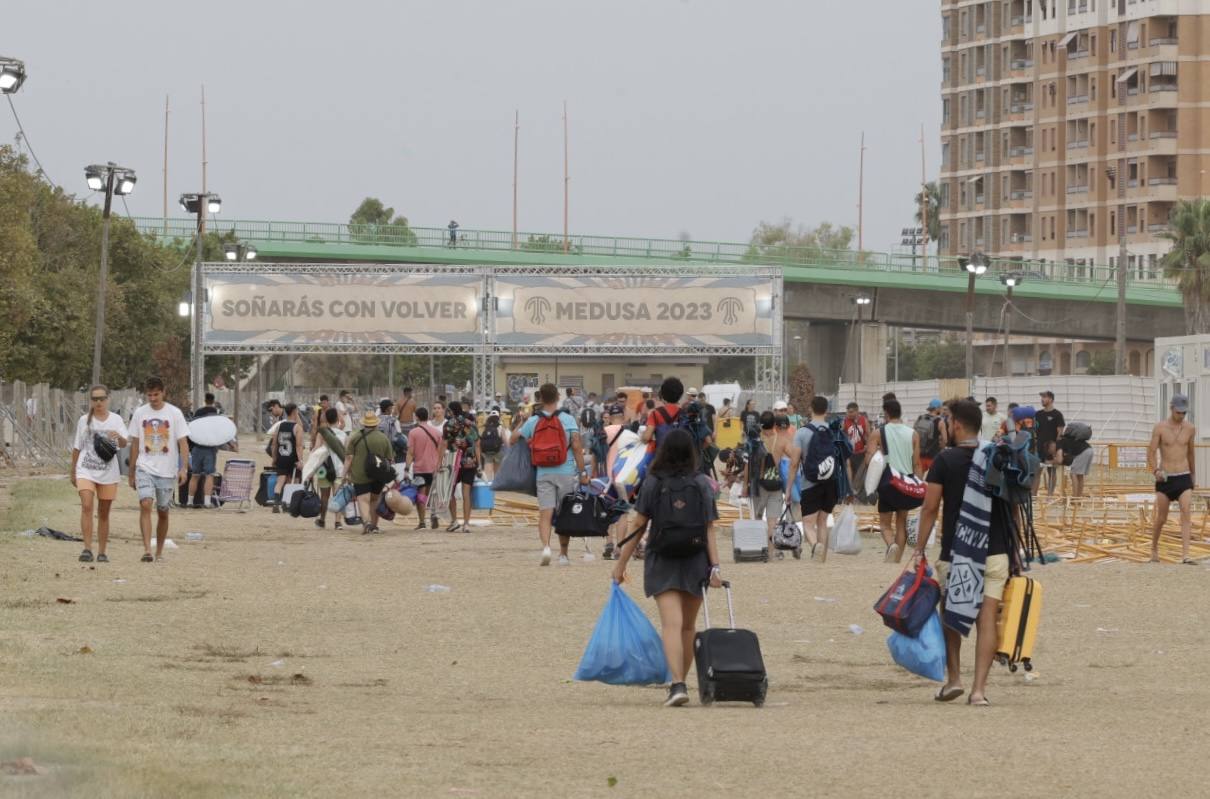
[1032,495,1210,564]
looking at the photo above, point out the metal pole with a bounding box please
[429,355,435,402]
[191,201,206,411]
[857,132,865,259]
[1003,285,1013,380]
[512,110,519,251]
[162,95,169,236]
[893,326,899,382]
[1116,217,1127,374]
[388,354,394,393]
[91,169,115,385]
[965,271,976,385]
[920,123,929,262]
[562,100,569,255]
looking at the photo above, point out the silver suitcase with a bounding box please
[731,499,769,562]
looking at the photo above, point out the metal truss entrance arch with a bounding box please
[201,262,783,407]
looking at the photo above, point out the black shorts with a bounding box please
[1156,473,1193,502]
[354,481,388,497]
[414,472,433,489]
[457,466,477,486]
[274,460,298,477]
[800,481,838,515]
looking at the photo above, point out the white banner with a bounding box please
[208,279,480,338]
[510,286,759,337]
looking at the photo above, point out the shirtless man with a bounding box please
[1147,394,1198,564]
[397,386,417,432]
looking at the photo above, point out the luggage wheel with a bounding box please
[1023,660,1033,672]
[1009,663,1018,673]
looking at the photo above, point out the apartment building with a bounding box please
[939,0,1210,280]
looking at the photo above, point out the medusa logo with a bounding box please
[525,296,552,325]
[717,296,743,325]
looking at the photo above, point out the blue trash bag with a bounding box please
[778,457,803,503]
[887,611,947,682]
[574,582,672,686]
[491,440,538,496]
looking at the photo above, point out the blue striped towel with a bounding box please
[943,442,994,638]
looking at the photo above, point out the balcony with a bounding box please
[1066,185,1090,195]
[1067,94,1089,106]
[1069,50,1089,62]
[1148,223,1169,234]
[1009,232,1032,244]
[1066,139,1089,150]
[1066,229,1090,239]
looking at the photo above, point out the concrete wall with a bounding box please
[838,374,1155,441]
[494,359,705,403]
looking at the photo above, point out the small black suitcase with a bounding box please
[178,473,223,508]
[694,580,768,707]
[254,469,276,507]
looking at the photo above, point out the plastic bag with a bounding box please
[887,611,946,682]
[863,449,885,496]
[830,505,862,555]
[574,582,671,686]
[491,440,538,496]
[778,457,803,503]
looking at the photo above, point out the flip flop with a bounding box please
[934,686,964,703]
[140,553,153,563]
[968,696,991,707]
[1182,557,1199,565]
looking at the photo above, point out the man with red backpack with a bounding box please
[517,383,590,566]
[639,377,686,454]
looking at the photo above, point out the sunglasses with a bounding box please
[90,395,108,402]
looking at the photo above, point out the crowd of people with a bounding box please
[66,374,1200,707]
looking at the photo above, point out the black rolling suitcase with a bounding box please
[178,473,223,507]
[694,580,768,706]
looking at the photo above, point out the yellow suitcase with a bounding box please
[995,576,1042,672]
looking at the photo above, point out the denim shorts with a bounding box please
[136,470,177,511]
[189,445,218,475]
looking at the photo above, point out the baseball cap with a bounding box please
[606,403,624,416]
[928,399,942,410]
[772,400,788,411]
[1171,394,1190,412]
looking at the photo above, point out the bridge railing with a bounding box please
[129,217,1179,294]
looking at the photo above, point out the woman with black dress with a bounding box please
[611,429,723,707]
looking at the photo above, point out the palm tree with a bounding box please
[914,182,941,250]
[1160,198,1210,334]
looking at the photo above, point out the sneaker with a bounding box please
[79,549,93,562]
[191,502,203,510]
[557,554,571,567]
[415,519,427,530]
[430,515,439,529]
[602,543,615,560]
[664,682,690,707]
[314,518,326,529]
[272,504,281,514]
[446,521,461,532]
[334,520,343,530]
[96,553,109,563]
[540,546,552,566]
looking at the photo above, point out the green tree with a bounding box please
[914,181,941,245]
[349,197,418,246]
[1087,350,1116,376]
[743,219,856,265]
[788,362,815,413]
[897,337,966,379]
[1159,198,1210,334]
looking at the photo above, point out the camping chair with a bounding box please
[217,459,256,512]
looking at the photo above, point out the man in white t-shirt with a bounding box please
[127,377,191,562]
[336,390,354,431]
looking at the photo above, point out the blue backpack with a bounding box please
[801,423,837,483]
[652,406,687,449]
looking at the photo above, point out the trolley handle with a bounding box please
[700,579,736,630]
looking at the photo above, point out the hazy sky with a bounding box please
[7,0,940,249]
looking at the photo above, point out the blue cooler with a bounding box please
[472,481,495,511]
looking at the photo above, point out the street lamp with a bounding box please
[999,272,1025,379]
[180,191,221,410]
[0,56,26,94]
[85,162,137,385]
[962,252,989,385]
[792,334,804,365]
[178,292,191,318]
[851,293,873,394]
[223,242,257,261]
[1105,165,1127,375]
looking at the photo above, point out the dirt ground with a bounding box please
[2,468,1210,799]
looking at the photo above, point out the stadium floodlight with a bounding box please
[0,57,26,94]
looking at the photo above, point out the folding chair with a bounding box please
[217,459,256,512]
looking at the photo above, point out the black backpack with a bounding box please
[914,414,941,458]
[758,449,783,491]
[480,422,503,454]
[648,474,710,557]
[355,431,397,484]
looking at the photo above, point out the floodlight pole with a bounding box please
[191,199,208,411]
[91,169,116,386]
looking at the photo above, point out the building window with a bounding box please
[1110,29,1116,52]
[1076,351,1091,371]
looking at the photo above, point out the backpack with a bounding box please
[914,414,941,458]
[355,430,397,484]
[652,406,687,450]
[480,422,503,454]
[647,474,710,557]
[758,449,783,491]
[801,423,836,483]
[1064,421,1092,442]
[530,411,569,468]
[580,406,598,429]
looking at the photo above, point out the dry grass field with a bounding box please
[2,469,1210,798]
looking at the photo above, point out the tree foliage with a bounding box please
[0,146,192,390]
[788,363,815,412]
[743,219,856,265]
[1086,350,1116,376]
[889,336,967,381]
[914,181,941,245]
[349,197,418,245]
[1159,198,1210,334]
